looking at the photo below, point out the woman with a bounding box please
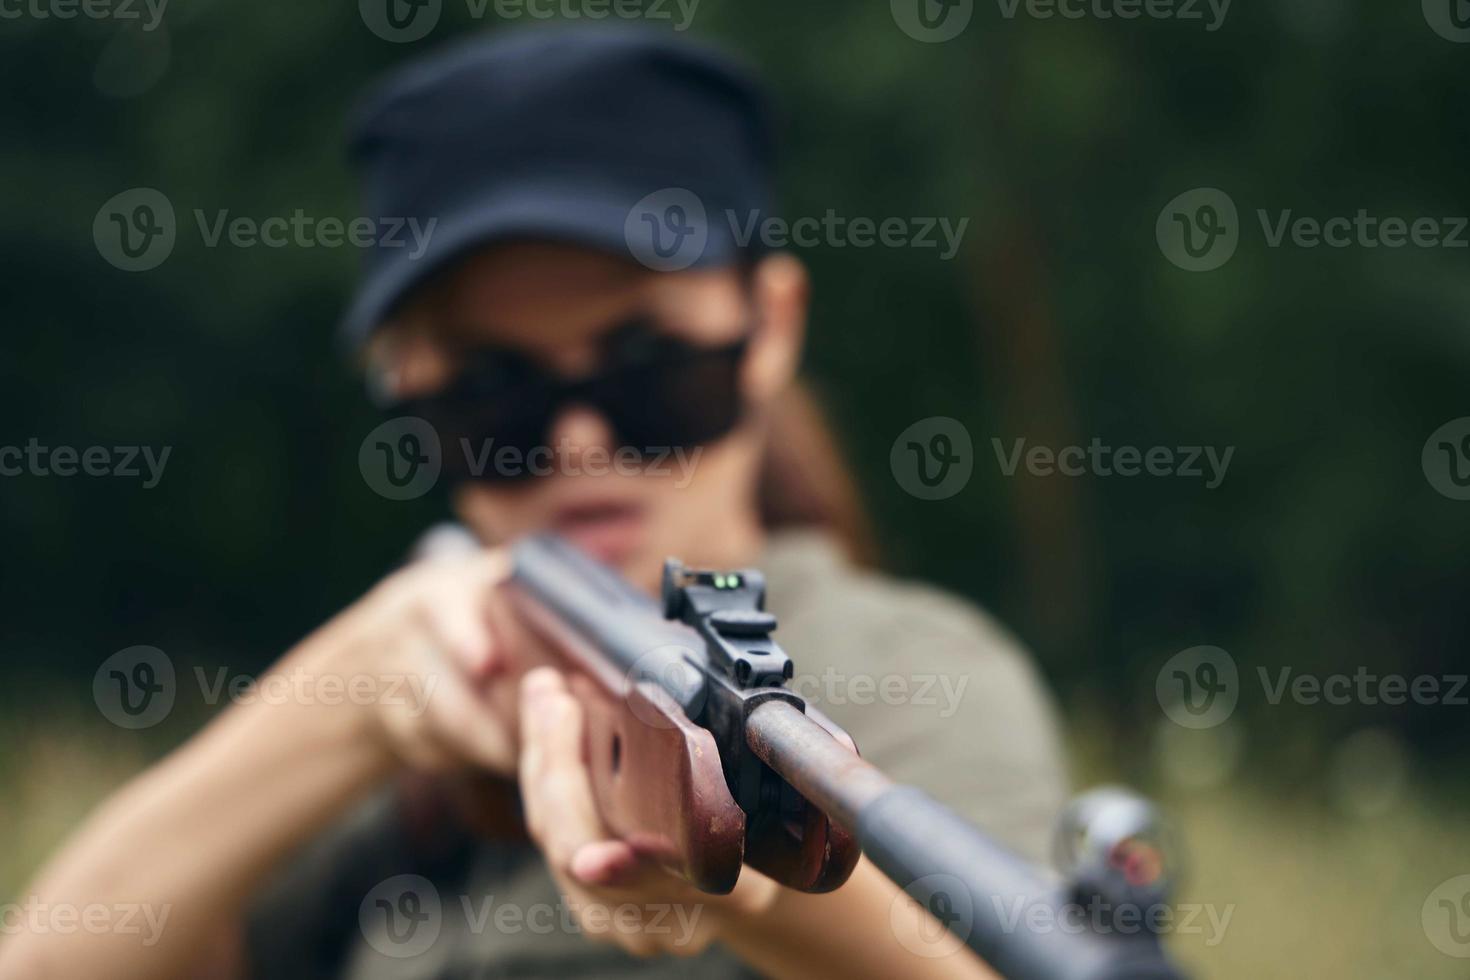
[3,27,1068,980]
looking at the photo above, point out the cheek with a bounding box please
[452,484,536,542]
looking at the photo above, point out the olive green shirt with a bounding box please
[246,531,1069,979]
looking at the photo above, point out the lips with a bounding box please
[550,500,646,565]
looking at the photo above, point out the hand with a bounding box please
[517,667,782,958]
[296,547,520,776]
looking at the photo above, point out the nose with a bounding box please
[546,403,619,462]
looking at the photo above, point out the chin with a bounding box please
[611,546,666,597]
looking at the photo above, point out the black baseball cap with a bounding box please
[341,26,775,347]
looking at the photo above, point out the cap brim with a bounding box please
[339,180,746,347]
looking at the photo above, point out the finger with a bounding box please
[419,586,496,677]
[518,668,606,865]
[568,839,642,888]
[419,665,515,773]
[416,550,511,677]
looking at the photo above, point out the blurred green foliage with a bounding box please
[2,1,1468,789]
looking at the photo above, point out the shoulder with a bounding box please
[761,530,1071,864]
[762,529,1047,690]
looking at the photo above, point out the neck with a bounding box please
[629,502,767,596]
[700,501,767,569]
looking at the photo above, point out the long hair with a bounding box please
[757,380,877,566]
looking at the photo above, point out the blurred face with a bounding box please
[370,241,808,590]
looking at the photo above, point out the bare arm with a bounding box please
[723,858,1000,980]
[0,552,516,980]
[5,552,1004,980]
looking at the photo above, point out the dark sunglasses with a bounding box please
[381,320,750,484]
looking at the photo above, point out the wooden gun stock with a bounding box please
[503,573,860,895]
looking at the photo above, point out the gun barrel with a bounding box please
[745,701,1186,980]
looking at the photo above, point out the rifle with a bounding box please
[504,533,1188,980]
